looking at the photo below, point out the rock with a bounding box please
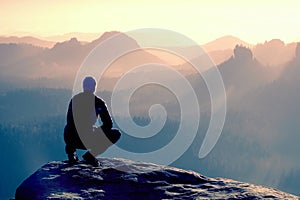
[15,158,298,200]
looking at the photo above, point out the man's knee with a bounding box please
[105,129,121,144]
[64,125,86,151]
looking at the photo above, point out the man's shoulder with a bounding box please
[73,91,85,97]
[71,92,106,105]
[73,91,95,98]
[95,95,105,104]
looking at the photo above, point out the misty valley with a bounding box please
[0,34,300,198]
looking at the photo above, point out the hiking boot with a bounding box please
[67,154,79,165]
[82,152,100,167]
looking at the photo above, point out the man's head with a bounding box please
[83,76,96,92]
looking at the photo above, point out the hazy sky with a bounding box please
[1,0,300,44]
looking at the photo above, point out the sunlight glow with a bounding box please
[1,0,300,44]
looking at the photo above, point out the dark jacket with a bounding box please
[66,91,113,132]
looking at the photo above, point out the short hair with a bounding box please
[83,76,96,92]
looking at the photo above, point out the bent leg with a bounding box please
[64,125,86,155]
[105,128,121,144]
[86,128,121,156]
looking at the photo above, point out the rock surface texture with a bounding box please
[15,158,298,199]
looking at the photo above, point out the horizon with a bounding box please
[2,1,300,44]
[1,32,299,46]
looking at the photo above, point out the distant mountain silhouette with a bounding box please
[0,43,44,79]
[280,43,300,81]
[259,42,300,119]
[203,35,252,52]
[218,45,272,93]
[202,37,298,67]
[187,44,282,101]
[236,44,300,175]
[170,36,293,67]
[243,42,300,111]
[44,32,101,43]
[0,31,165,88]
[143,35,250,66]
[207,49,233,65]
[43,37,87,67]
[0,36,55,48]
[86,31,140,54]
[253,39,297,66]
[1,33,299,88]
[159,45,233,65]
[179,45,277,112]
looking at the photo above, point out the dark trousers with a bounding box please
[64,125,121,156]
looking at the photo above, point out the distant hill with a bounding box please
[252,39,297,66]
[162,36,252,66]
[0,31,165,89]
[0,36,55,48]
[194,37,297,67]
[44,32,101,43]
[216,45,274,106]
[203,35,252,52]
[1,34,298,68]
[207,49,233,65]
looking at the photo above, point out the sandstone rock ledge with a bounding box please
[15,158,298,200]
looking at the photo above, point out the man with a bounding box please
[64,76,121,167]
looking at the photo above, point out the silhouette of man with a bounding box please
[64,76,121,166]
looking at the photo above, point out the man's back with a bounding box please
[67,91,112,132]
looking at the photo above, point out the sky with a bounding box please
[1,0,300,44]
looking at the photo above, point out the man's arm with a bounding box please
[96,97,113,130]
[66,99,73,125]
